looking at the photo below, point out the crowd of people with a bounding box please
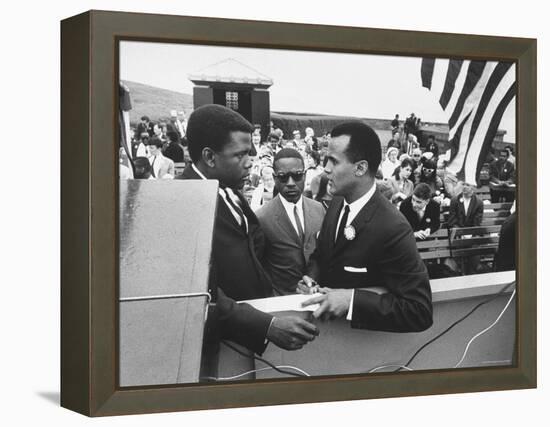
[120,107,516,278]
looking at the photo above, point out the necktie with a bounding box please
[223,188,247,234]
[293,205,304,242]
[336,204,350,244]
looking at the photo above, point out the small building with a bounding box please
[188,58,273,140]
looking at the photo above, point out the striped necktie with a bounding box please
[223,188,247,234]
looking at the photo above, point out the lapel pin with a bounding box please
[344,225,356,241]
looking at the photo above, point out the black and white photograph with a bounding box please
[117,40,517,387]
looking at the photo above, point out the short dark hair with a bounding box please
[148,137,164,149]
[330,121,381,177]
[273,148,305,171]
[427,134,435,141]
[413,182,432,200]
[167,131,180,143]
[186,104,254,163]
[133,156,151,178]
[393,157,415,179]
[309,150,321,166]
[141,115,150,122]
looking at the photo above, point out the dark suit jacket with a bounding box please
[308,189,433,332]
[447,194,484,228]
[256,195,325,295]
[177,166,273,354]
[399,197,441,234]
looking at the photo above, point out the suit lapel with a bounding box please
[274,196,302,247]
[332,190,380,256]
[302,198,315,245]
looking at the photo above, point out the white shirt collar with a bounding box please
[192,163,208,180]
[279,195,303,212]
[342,183,376,223]
[279,195,305,237]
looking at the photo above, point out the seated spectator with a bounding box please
[447,181,485,274]
[304,127,319,152]
[386,131,402,153]
[163,131,185,163]
[133,156,153,180]
[424,134,439,159]
[400,183,441,240]
[504,146,516,167]
[377,179,394,203]
[489,149,515,202]
[403,133,420,156]
[147,137,175,179]
[304,151,324,195]
[381,147,400,179]
[136,116,151,138]
[410,147,423,175]
[418,158,444,201]
[388,158,415,205]
[267,132,282,154]
[447,182,484,228]
[314,173,333,211]
[250,166,276,212]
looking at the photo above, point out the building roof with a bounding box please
[188,58,273,87]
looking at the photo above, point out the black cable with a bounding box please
[221,340,306,378]
[395,280,516,372]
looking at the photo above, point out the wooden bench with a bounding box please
[417,225,502,275]
[439,201,512,227]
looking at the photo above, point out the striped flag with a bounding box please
[420,58,516,184]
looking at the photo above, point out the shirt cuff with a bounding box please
[346,290,355,321]
[265,316,276,345]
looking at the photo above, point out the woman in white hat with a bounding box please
[381,146,400,180]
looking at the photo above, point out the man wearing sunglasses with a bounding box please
[300,121,433,333]
[256,149,325,295]
[177,105,319,362]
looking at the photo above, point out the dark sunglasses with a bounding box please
[274,171,305,183]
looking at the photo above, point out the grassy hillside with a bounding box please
[122,80,193,126]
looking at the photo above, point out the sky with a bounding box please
[120,41,515,143]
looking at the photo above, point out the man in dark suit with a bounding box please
[447,182,484,228]
[256,148,325,295]
[301,122,433,332]
[399,183,441,240]
[176,104,318,357]
[489,150,515,202]
[447,182,484,274]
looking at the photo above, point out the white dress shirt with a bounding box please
[279,196,305,239]
[333,184,377,321]
[462,196,471,215]
[335,184,376,242]
[192,163,248,231]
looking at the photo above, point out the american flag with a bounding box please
[420,58,516,184]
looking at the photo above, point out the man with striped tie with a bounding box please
[176,104,318,359]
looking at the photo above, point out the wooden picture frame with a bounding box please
[60,10,536,416]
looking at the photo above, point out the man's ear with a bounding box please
[202,147,216,168]
[355,160,369,177]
